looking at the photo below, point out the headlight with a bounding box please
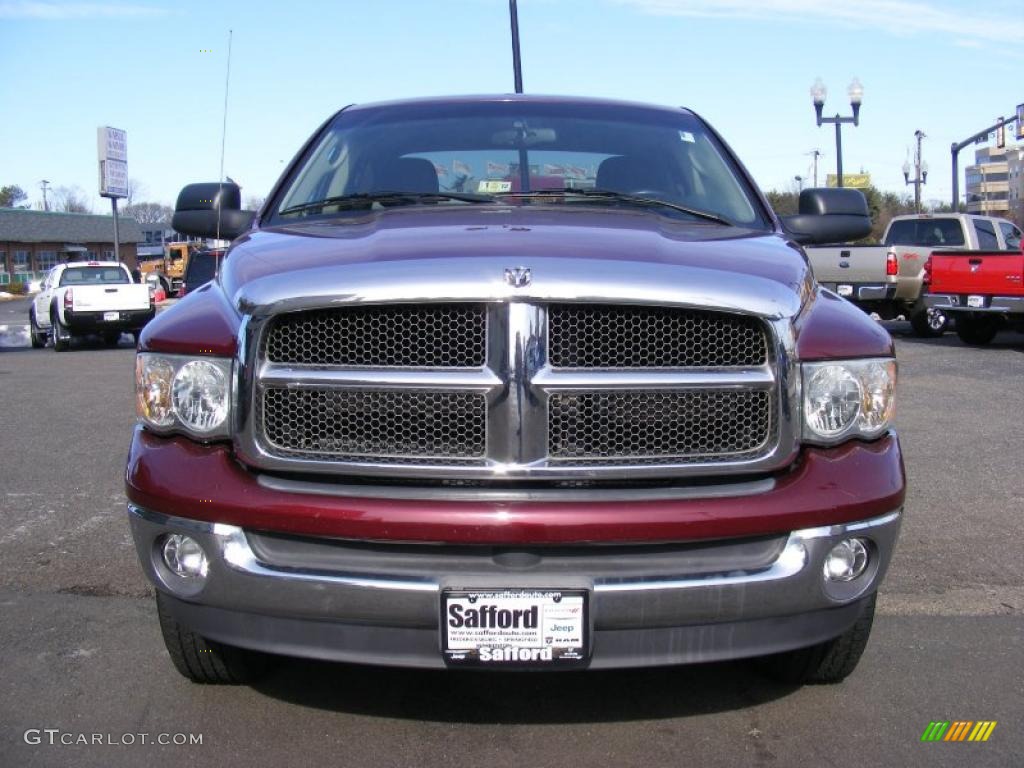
[136,353,232,439]
[802,358,896,444]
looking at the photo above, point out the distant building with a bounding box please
[964,146,1021,220]
[136,221,199,260]
[1006,147,1024,227]
[0,208,143,285]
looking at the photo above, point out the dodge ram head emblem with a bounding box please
[504,267,532,288]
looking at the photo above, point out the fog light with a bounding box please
[824,538,869,581]
[162,534,209,579]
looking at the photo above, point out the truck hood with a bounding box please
[221,206,809,319]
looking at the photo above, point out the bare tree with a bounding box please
[47,186,92,213]
[121,201,173,224]
[126,178,148,206]
[244,195,266,211]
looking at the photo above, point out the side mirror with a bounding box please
[781,188,872,245]
[172,182,255,241]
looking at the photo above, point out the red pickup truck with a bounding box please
[127,94,903,687]
[923,238,1024,345]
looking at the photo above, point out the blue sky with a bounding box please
[1,0,1021,212]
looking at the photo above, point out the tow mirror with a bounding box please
[172,182,255,241]
[782,188,872,245]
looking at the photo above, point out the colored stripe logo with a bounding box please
[921,721,997,742]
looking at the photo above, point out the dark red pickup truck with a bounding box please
[924,240,1024,345]
[127,94,903,686]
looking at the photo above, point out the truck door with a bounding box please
[33,267,58,327]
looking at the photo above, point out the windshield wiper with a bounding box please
[504,189,732,225]
[279,191,495,217]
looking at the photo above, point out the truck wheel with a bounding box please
[51,311,70,352]
[159,276,172,296]
[29,310,46,349]
[909,305,947,338]
[955,315,999,346]
[756,593,876,685]
[156,591,272,684]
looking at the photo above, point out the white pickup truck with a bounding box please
[805,213,1022,337]
[29,261,155,350]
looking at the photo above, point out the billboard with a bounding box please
[97,126,128,198]
[826,173,872,189]
[1017,103,1024,141]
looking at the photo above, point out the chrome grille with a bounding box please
[265,303,486,367]
[243,300,792,480]
[548,391,772,462]
[549,304,767,368]
[260,388,486,460]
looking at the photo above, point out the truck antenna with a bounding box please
[509,0,524,93]
[215,29,233,270]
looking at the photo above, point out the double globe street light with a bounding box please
[811,77,864,188]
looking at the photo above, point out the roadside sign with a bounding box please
[826,173,872,189]
[97,126,127,162]
[97,126,128,199]
[1017,103,1024,141]
[99,159,128,198]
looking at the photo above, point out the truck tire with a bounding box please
[156,591,272,684]
[909,305,947,338]
[955,315,999,346]
[756,593,876,685]
[29,310,46,348]
[51,310,70,352]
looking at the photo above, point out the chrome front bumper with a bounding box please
[129,504,901,669]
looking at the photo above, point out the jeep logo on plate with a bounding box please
[504,267,532,288]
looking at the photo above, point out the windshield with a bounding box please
[884,219,965,247]
[269,101,767,228]
[59,266,130,286]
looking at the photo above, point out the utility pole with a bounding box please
[809,149,822,187]
[902,130,928,213]
[40,180,50,211]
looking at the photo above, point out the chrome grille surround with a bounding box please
[235,296,799,482]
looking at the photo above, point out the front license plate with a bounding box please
[442,589,588,667]
[967,295,985,308]
[837,284,854,297]
[103,311,120,321]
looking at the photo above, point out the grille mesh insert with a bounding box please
[548,390,772,461]
[265,304,486,368]
[261,388,486,460]
[549,304,767,368]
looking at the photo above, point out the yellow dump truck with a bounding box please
[138,242,198,296]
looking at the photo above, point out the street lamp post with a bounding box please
[902,130,928,213]
[794,175,804,192]
[810,78,863,188]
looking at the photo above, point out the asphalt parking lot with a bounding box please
[0,295,1021,768]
